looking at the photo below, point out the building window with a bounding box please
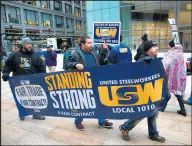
[65,4,72,15]
[40,0,50,9]
[82,0,86,7]
[1,5,7,23]
[74,7,81,17]
[66,17,74,29]
[75,20,82,30]
[74,0,80,5]
[41,13,52,27]
[7,6,21,24]
[22,0,36,6]
[54,1,62,12]
[83,10,86,18]
[24,9,39,26]
[55,15,64,28]
[84,21,87,32]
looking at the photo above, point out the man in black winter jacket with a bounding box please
[67,36,113,131]
[119,40,166,143]
[134,33,148,61]
[2,37,46,121]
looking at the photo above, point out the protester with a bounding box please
[119,40,166,143]
[107,35,132,64]
[45,45,57,72]
[99,43,110,65]
[161,40,187,116]
[2,36,46,121]
[1,47,8,69]
[68,36,113,131]
[9,46,17,57]
[63,44,71,70]
[134,33,148,61]
[1,47,8,62]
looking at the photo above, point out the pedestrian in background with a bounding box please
[45,45,57,72]
[108,35,132,64]
[63,44,71,71]
[9,45,17,57]
[134,33,148,61]
[99,43,110,65]
[162,40,187,116]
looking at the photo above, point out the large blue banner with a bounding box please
[93,22,121,45]
[8,59,168,120]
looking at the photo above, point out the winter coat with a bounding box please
[45,50,57,66]
[137,53,153,62]
[134,42,146,61]
[107,42,132,64]
[162,46,187,95]
[67,45,107,69]
[63,50,71,70]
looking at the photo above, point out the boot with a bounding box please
[33,115,46,120]
[175,94,187,117]
[177,110,187,117]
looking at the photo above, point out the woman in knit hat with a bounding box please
[162,40,187,116]
[134,33,148,61]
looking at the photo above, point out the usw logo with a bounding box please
[98,78,164,106]
[96,29,117,37]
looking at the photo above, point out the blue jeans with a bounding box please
[121,112,159,139]
[61,50,64,54]
[75,118,106,126]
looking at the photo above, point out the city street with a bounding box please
[1,52,191,145]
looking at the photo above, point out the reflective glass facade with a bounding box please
[86,1,192,52]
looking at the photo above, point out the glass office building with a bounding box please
[86,1,191,52]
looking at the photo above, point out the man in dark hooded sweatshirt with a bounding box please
[2,37,46,121]
[134,33,148,61]
[119,40,166,143]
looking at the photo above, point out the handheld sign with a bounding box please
[93,22,121,45]
[168,19,180,45]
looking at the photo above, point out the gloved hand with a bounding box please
[2,73,9,81]
[144,56,152,64]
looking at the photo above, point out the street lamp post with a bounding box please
[9,24,13,46]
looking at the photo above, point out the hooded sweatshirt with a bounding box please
[3,47,46,76]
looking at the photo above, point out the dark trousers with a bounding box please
[162,94,186,111]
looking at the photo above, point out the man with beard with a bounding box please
[68,36,113,131]
[2,37,46,121]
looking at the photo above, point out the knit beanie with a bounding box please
[169,40,175,48]
[141,33,148,41]
[144,40,157,52]
[22,37,32,46]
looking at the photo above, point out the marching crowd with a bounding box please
[1,33,191,143]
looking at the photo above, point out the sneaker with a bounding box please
[33,115,46,120]
[99,120,113,129]
[177,110,187,117]
[148,136,166,143]
[119,125,130,141]
[19,116,25,121]
[76,123,84,131]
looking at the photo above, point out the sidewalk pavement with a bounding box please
[1,53,192,145]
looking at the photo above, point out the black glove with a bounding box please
[144,56,152,64]
[2,73,9,81]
